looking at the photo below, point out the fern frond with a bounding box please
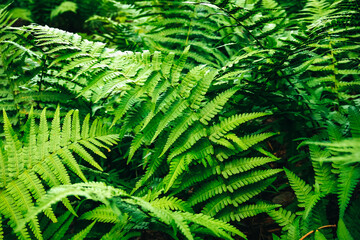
[284,168,320,219]
[164,155,187,192]
[209,112,271,141]
[337,218,354,240]
[189,169,281,206]
[168,124,207,161]
[284,168,313,207]
[151,196,193,212]
[217,202,281,222]
[160,112,199,157]
[202,179,274,217]
[3,109,23,178]
[268,208,297,231]
[199,87,238,125]
[220,157,277,178]
[70,221,96,240]
[225,132,277,152]
[80,205,118,223]
[0,107,118,239]
[179,211,246,240]
[337,165,360,218]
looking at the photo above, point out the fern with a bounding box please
[69,221,96,240]
[16,182,246,240]
[284,168,321,219]
[5,1,360,239]
[0,107,118,239]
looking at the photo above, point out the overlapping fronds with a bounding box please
[16,182,247,240]
[0,107,118,239]
[85,0,289,69]
[0,13,92,123]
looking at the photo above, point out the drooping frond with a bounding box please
[284,168,320,219]
[16,182,246,240]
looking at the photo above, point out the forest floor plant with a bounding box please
[0,0,360,239]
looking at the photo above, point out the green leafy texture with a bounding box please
[70,221,96,240]
[0,12,91,124]
[0,11,279,226]
[50,1,78,20]
[268,208,299,235]
[209,112,271,141]
[337,165,360,218]
[6,1,360,239]
[216,202,281,222]
[0,107,118,239]
[42,210,74,240]
[80,205,119,224]
[337,218,354,240]
[16,182,246,240]
[314,230,327,240]
[309,144,336,195]
[284,168,320,220]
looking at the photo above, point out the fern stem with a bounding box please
[299,224,337,240]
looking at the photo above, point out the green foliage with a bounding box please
[0,106,118,239]
[16,182,246,240]
[272,107,360,239]
[1,0,360,239]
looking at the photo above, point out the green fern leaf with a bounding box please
[80,205,118,223]
[284,168,313,207]
[315,229,327,240]
[161,52,175,78]
[337,218,354,240]
[268,208,297,231]
[227,169,282,193]
[171,46,190,85]
[3,110,23,178]
[50,107,61,152]
[231,179,275,207]
[188,69,216,110]
[218,202,281,222]
[70,221,96,240]
[178,65,205,98]
[61,110,74,146]
[23,107,37,170]
[38,109,49,160]
[164,155,187,192]
[180,211,246,240]
[337,165,360,218]
[151,196,193,212]
[69,143,103,171]
[0,216,3,240]
[168,123,207,161]
[202,179,274,217]
[225,132,277,151]
[220,157,277,178]
[18,172,57,222]
[151,100,188,143]
[284,168,320,219]
[160,111,199,157]
[172,213,193,240]
[209,112,271,141]
[199,88,238,125]
[348,106,360,138]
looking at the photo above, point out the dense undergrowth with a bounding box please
[0,0,359,239]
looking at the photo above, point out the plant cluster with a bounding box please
[0,0,359,239]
